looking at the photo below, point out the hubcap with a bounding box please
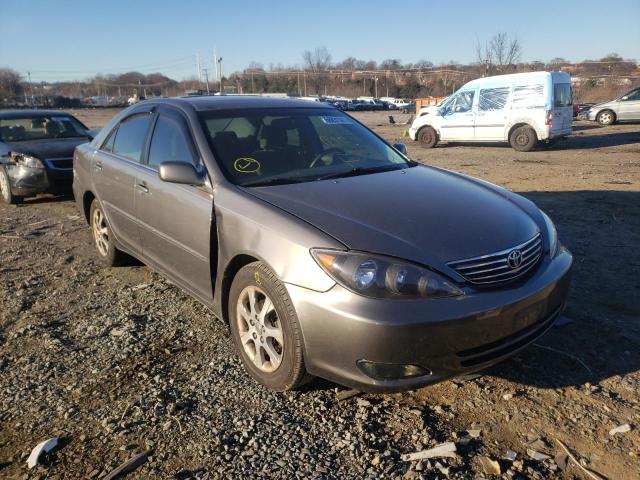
[516,133,529,146]
[92,208,110,257]
[601,113,612,124]
[236,285,284,373]
[0,171,9,200]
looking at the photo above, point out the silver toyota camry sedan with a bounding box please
[73,96,572,392]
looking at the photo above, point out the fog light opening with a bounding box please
[357,360,431,381]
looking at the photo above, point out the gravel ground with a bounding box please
[0,110,639,479]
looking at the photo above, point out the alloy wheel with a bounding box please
[92,207,110,257]
[236,285,284,373]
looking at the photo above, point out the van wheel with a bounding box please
[90,199,128,267]
[509,126,538,152]
[0,167,23,205]
[596,110,615,126]
[229,262,311,391]
[417,126,438,148]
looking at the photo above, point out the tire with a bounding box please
[89,199,128,267]
[596,110,616,126]
[509,125,538,152]
[229,262,311,391]
[417,126,438,148]
[0,167,23,205]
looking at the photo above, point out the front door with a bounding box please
[135,109,214,301]
[617,88,640,120]
[474,86,510,140]
[438,90,476,140]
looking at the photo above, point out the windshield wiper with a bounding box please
[241,176,307,187]
[315,164,406,181]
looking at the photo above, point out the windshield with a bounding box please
[199,108,410,186]
[0,115,89,142]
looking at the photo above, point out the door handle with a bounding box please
[94,161,103,172]
[136,182,149,194]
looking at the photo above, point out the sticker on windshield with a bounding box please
[233,157,261,173]
[320,116,353,125]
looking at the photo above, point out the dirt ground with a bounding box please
[1,108,638,479]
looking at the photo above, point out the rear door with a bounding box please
[135,107,214,300]
[438,90,476,140]
[616,87,640,120]
[474,86,510,140]
[93,110,153,253]
[551,82,573,133]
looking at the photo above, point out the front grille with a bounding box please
[448,233,542,285]
[45,158,73,170]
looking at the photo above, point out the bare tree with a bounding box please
[0,68,23,98]
[302,46,332,73]
[476,32,522,74]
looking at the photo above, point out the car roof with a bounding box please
[0,110,76,119]
[143,95,335,112]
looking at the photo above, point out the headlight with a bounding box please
[541,211,558,258]
[11,152,44,169]
[311,249,463,299]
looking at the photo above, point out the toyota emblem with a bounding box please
[507,249,523,269]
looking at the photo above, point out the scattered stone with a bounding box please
[502,393,514,401]
[504,450,517,461]
[478,456,502,475]
[467,429,482,438]
[527,449,551,461]
[336,389,360,402]
[103,451,148,480]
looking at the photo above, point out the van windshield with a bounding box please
[553,83,572,107]
[199,108,411,186]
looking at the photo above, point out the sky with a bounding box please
[1,0,639,82]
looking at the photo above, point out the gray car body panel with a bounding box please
[73,96,572,391]
[587,87,640,122]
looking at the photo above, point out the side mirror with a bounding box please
[621,96,628,101]
[393,143,408,155]
[159,161,205,186]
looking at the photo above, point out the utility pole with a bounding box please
[213,49,218,89]
[203,68,210,94]
[374,77,378,98]
[196,52,202,83]
[217,57,223,93]
[251,70,255,93]
[303,73,307,96]
[27,72,35,105]
[297,71,300,95]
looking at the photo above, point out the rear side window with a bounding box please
[478,87,510,111]
[147,115,197,170]
[553,83,572,107]
[111,114,152,162]
[512,84,545,108]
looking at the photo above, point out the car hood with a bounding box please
[243,165,542,271]
[3,137,90,159]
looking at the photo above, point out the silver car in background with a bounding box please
[587,86,640,125]
[73,96,572,392]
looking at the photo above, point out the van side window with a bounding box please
[479,87,510,111]
[147,114,197,170]
[512,84,545,108]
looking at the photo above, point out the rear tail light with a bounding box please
[545,110,553,126]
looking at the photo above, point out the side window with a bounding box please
[147,115,197,170]
[479,87,510,111]
[622,88,640,101]
[553,83,572,107]
[101,127,118,152]
[512,84,545,108]
[449,91,475,113]
[111,113,152,163]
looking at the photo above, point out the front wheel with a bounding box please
[229,262,311,391]
[0,167,23,205]
[509,126,538,152]
[417,126,438,148]
[596,110,615,126]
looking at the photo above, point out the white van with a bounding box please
[409,71,573,151]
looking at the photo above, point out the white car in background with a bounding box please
[409,71,573,151]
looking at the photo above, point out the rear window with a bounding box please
[553,83,572,107]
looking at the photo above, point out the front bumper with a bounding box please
[5,164,73,198]
[287,248,572,392]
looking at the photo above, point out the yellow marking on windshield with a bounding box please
[233,157,261,174]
